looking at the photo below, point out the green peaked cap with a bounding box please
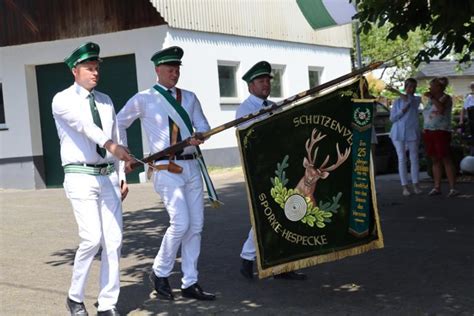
[242,61,273,83]
[64,42,101,69]
[151,46,184,66]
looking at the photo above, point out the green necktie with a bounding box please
[88,93,106,158]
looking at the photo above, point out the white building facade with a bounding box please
[0,1,353,189]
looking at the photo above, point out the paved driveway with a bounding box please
[1,170,473,315]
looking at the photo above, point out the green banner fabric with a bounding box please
[236,78,383,278]
[349,101,374,237]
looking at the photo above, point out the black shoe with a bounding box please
[274,271,307,281]
[66,297,88,316]
[149,272,174,300]
[181,283,216,301]
[240,259,254,279]
[97,308,120,316]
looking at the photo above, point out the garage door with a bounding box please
[36,54,143,187]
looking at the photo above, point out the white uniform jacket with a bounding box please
[117,85,210,157]
[236,94,274,128]
[52,82,124,178]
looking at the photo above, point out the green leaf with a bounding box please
[316,222,325,228]
[319,201,330,210]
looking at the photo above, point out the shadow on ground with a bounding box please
[46,178,474,315]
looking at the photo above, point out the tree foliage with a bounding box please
[358,23,430,83]
[353,0,474,65]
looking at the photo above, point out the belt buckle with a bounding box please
[99,167,108,175]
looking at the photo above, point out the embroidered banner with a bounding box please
[236,78,383,278]
[349,100,374,237]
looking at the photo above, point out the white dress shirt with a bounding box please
[389,95,421,141]
[117,84,210,156]
[52,82,119,165]
[236,94,274,127]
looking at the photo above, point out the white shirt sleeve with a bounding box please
[236,104,249,120]
[190,93,210,133]
[116,94,144,147]
[390,98,406,123]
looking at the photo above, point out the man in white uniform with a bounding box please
[237,61,307,281]
[117,46,216,301]
[53,42,133,316]
[460,81,474,138]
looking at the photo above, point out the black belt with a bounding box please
[67,163,112,168]
[155,154,198,162]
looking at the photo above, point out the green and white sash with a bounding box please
[153,84,220,206]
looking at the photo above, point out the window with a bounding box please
[270,66,285,98]
[0,83,6,127]
[308,70,319,88]
[308,67,323,88]
[218,62,239,99]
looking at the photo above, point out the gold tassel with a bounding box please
[210,200,223,209]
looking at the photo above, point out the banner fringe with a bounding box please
[258,238,384,279]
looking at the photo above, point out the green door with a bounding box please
[36,54,144,187]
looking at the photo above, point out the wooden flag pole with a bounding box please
[129,61,383,170]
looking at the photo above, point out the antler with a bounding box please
[305,128,326,165]
[319,143,350,172]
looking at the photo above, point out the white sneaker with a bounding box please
[402,186,411,196]
[447,189,459,198]
[413,184,422,195]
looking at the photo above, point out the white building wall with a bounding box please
[0,26,167,160]
[452,78,474,97]
[0,25,351,188]
[0,26,168,188]
[165,28,352,152]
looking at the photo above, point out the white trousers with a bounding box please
[152,160,204,289]
[392,140,420,186]
[63,172,122,312]
[240,228,256,261]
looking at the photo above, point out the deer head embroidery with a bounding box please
[295,128,351,206]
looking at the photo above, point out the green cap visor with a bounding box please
[151,46,184,66]
[242,61,273,83]
[64,42,101,69]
